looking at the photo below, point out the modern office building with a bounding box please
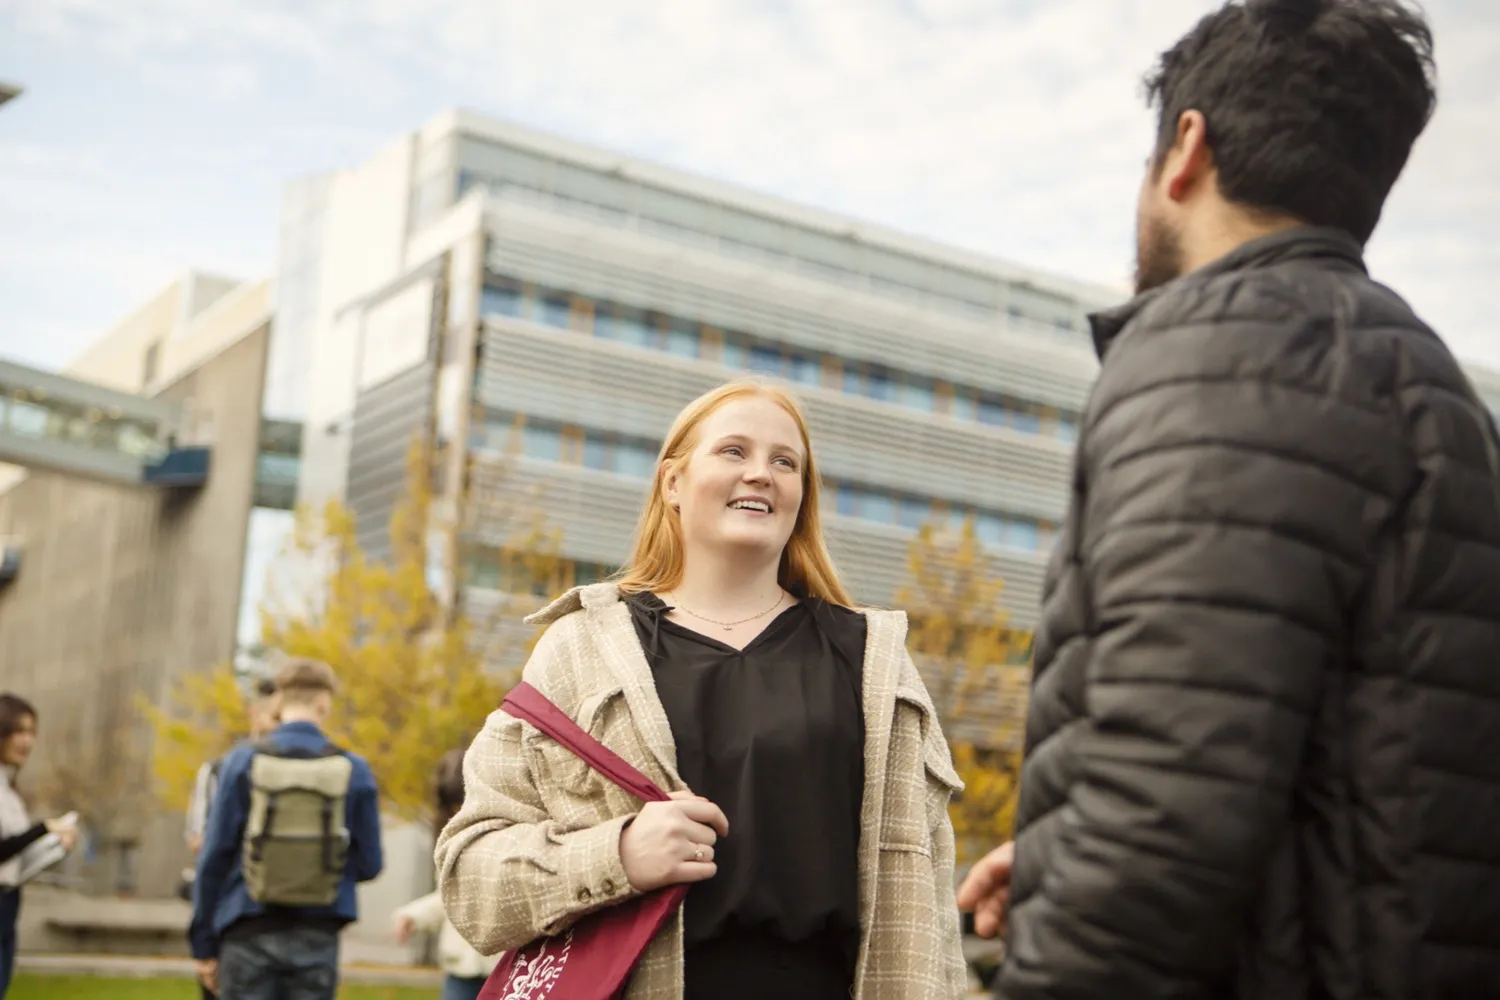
[268,110,1117,682]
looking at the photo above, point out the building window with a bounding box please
[975,513,1006,547]
[598,305,656,347]
[836,483,859,517]
[521,424,561,461]
[616,443,658,479]
[539,294,571,329]
[482,272,1085,442]
[720,334,746,370]
[664,320,699,358]
[861,491,896,524]
[977,396,1007,427]
[480,282,524,317]
[900,378,936,412]
[1010,404,1041,434]
[748,344,782,375]
[897,496,930,529]
[787,353,819,386]
[582,436,609,471]
[864,366,895,402]
[1007,518,1039,551]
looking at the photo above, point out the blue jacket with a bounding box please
[189,721,383,959]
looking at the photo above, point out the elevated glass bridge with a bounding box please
[0,356,211,488]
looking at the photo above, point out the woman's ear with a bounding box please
[663,461,681,511]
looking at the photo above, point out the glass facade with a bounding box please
[472,409,1056,554]
[252,417,302,510]
[454,139,1096,339]
[0,390,167,464]
[480,276,1079,443]
[458,542,615,596]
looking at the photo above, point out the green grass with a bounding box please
[8,976,435,999]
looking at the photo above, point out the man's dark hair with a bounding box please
[433,748,467,836]
[1144,0,1436,243]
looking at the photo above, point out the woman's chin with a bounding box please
[704,525,790,556]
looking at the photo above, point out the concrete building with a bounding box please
[0,272,276,905]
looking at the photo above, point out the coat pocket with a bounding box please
[524,687,624,802]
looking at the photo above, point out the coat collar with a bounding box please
[524,584,930,793]
[1088,225,1367,360]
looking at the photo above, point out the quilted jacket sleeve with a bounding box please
[996,307,1404,998]
[434,620,643,956]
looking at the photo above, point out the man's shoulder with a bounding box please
[218,741,257,774]
[334,748,378,789]
[1108,259,1451,403]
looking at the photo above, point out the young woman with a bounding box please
[393,749,499,1000]
[0,694,79,998]
[436,380,967,1000]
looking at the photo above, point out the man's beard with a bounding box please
[1134,210,1185,295]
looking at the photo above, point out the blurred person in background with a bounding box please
[0,694,79,998]
[191,660,382,1000]
[183,676,281,1000]
[393,749,499,1000]
[958,2,1500,998]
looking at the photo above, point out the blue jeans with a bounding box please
[0,889,18,999]
[442,975,487,1000]
[218,925,339,1000]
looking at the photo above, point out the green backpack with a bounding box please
[242,739,354,907]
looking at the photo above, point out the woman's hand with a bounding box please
[45,816,78,853]
[393,913,417,945]
[619,790,729,892]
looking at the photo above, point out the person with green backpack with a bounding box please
[190,658,383,1000]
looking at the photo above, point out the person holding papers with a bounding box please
[0,693,79,998]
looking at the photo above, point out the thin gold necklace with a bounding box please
[667,590,786,631]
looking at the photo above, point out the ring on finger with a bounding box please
[694,847,705,862]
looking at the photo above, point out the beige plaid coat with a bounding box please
[434,583,968,999]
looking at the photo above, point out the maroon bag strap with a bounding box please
[502,682,670,804]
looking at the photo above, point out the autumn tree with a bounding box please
[147,436,565,824]
[895,517,1031,864]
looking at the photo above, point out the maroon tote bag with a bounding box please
[478,681,688,1000]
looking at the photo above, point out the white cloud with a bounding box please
[1,0,1496,368]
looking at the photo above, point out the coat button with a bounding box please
[577,887,592,903]
[601,879,616,895]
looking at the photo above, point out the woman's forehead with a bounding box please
[698,397,803,448]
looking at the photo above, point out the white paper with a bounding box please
[14,832,66,884]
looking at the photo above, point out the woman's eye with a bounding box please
[722,446,743,458]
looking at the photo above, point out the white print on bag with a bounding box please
[498,929,572,999]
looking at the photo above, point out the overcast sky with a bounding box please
[2,0,1495,371]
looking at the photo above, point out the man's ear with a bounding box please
[1161,109,1215,203]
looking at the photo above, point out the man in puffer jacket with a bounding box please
[959,1,1500,998]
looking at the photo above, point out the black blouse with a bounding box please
[626,592,868,1000]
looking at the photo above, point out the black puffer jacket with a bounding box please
[997,228,1500,1000]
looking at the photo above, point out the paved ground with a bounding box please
[16,953,442,986]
